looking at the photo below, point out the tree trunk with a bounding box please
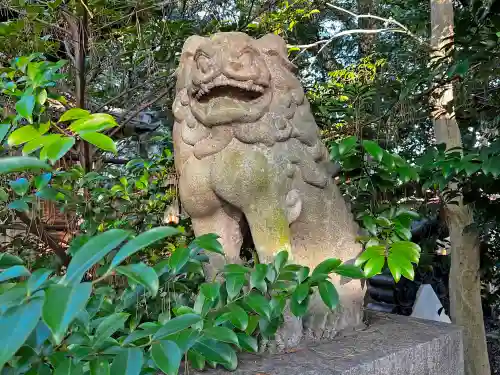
[65,3,91,172]
[357,0,376,55]
[430,1,490,374]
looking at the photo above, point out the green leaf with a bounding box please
[395,225,412,240]
[0,284,28,314]
[169,247,191,273]
[54,357,83,375]
[318,280,339,309]
[0,188,7,202]
[270,296,286,318]
[0,265,30,282]
[9,177,29,196]
[7,199,29,212]
[42,283,92,344]
[93,312,129,348]
[69,113,117,133]
[192,338,236,366]
[297,266,310,283]
[63,229,130,285]
[293,282,310,303]
[27,268,52,295]
[38,121,50,135]
[291,293,309,317]
[375,216,392,227]
[188,350,205,370]
[23,134,61,155]
[122,328,156,346]
[80,132,117,154]
[387,255,402,283]
[0,157,51,174]
[110,348,143,375]
[0,124,10,143]
[110,227,180,269]
[151,340,182,375]
[274,250,288,270]
[0,298,43,371]
[203,326,239,346]
[355,245,385,267]
[37,89,47,106]
[0,253,24,267]
[266,266,277,283]
[153,314,202,340]
[338,136,357,155]
[228,304,248,330]
[390,241,421,263]
[362,140,384,162]
[388,253,415,281]
[36,187,65,201]
[236,333,257,353]
[448,59,469,78]
[25,321,50,350]
[363,256,385,278]
[245,292,270,319]
[16,95,35,123]
[226,273,245,300]
[45,137,75,163]
[8,125,40,146]
[59,108,90,122]
[191,233,224,255]
[250,264,267,293]
[245,315,259,335]
[34,173,52,190]
[90,359,110,375]
[362,216,377,235]
[168,328,201,352]
[312,258,341,276]
[173,306,197,316]
[258,317,280,338]
[223,264,251,274]
[334,264,365,279]
[200,282,220,301]
[116,263,159,297]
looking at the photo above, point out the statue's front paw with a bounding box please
[258,312,303,354]
[302,293,341,341]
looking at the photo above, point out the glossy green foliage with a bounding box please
[0,213,361,373]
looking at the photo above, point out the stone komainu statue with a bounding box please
[172,32,364,350]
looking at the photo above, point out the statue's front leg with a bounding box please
[211,148,303,351]
[190,207,244,280]
[178,156,244,280]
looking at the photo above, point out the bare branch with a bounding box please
[289,3,427,63]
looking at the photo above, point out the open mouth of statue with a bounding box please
[194,81,265,104]
[190,77,271,126]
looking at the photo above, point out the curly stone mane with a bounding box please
[172,32,333,189]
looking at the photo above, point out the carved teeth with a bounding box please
[193,77,265,100]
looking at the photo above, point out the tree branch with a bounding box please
[289,3,427,63]
[15,211,70,266]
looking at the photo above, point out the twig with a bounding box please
[15,211,70,266]
[109,80,174,138]
[79,0,94,18]
[291,28,401,62]
[289,3,427,63]
[326,3,425,44]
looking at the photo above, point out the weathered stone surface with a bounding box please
[189,313,464,375]
[172,32,365,351]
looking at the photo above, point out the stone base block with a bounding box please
[193,312,464,375]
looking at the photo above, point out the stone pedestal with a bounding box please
[193,312,463,375]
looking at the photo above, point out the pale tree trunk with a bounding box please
[430,1,490,374]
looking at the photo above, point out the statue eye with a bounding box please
[197,55,212,74]
[237,50,253,67]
